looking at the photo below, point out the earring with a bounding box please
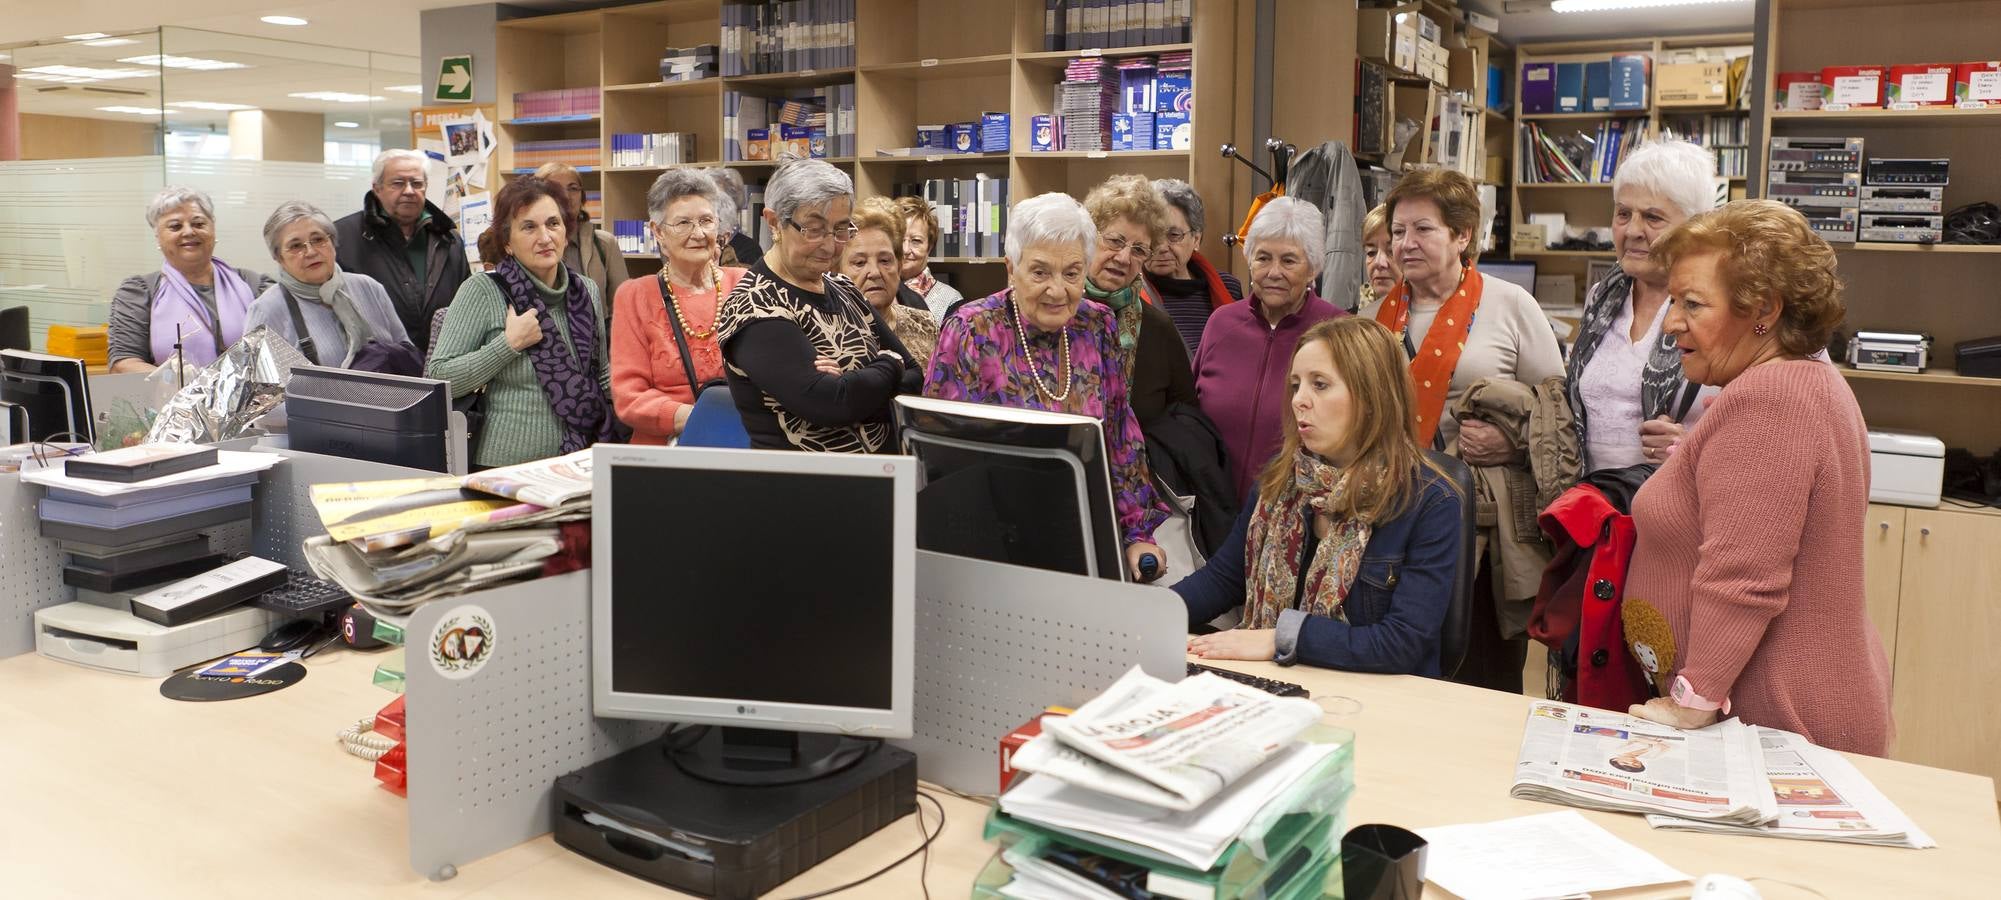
[1754,323,1769,335]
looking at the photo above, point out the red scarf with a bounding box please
[1374,266,1483,446]
[1142,252,1236,310]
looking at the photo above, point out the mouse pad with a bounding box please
[160,662,308,702]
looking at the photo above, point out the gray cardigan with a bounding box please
[244,272,412,368]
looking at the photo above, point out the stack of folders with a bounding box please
[978,668,1354,900]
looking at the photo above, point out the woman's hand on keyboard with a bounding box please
[1188,628,1276,661]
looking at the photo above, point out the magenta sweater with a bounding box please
[1626,360,1891,755]
[1192,291,1346,499]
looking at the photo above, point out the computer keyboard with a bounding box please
[1187,662,1311,698]
[250,568,353,615]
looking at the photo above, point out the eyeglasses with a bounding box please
[661,216,719,236]
[1100,235,1152,260]
[1163,229,1191,245]
[384,178,427,193]
[559,183,585,197]
[785,218,859,243]
[282,233,332,257]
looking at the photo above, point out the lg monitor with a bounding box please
[892,395,1125,582]
[0,349,93,445]
[285,365,450,471]
[591,445,916,784]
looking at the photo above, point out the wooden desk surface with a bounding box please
[0,649,1994,898]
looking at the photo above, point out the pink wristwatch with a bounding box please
[1670,675,1731,715]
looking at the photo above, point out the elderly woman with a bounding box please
[535,163,629,304]
[1360,204,1398,307]
[843,197,940,370]
[609,170,749,444]
[1194,197,1346,499]
[1569,140,1720,473]
[244,201,415,372]
[1179,317,1464,675]
[108,186,274,373]
[714,159,918,453]
[1082,174,1196,425]
[1623,201,1889,754]
[1144,178,1242,353]
[708,166,763,267]
[896,195,964,321]
[925,192,1170,581]
[428,177,625,468]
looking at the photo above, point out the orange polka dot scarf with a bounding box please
[1373,266,1483,447]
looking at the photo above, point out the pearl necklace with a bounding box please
[1009,296,1073,404]
[665,264,722,340]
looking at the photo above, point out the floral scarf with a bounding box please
[906,266,938,298]
[489,258,629,453]
[1084,279,1143,375]
[1242,452,1372,628]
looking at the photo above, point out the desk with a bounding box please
[1,650,1995,898]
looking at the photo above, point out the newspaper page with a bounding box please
[1647,727,1936,848]
[461,447,595,508]
[1022,666,1322,811]
[309,477,545,550]
[1511,700,1776,825]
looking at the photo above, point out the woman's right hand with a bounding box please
[812,355,843,376]
[504,305,542,351]
[673,404,693,433]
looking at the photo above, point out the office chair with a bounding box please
[676,386,749,449]
[0,306,29,352]
[1424,449,1477,682]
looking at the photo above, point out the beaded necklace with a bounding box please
[1009,295,1073,404]
[664,263,722,340]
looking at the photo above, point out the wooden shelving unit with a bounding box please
[496,0,1238,299]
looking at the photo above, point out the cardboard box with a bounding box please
[1658,62,1729,106]
[778,124,812,160]
[999,709,1072,794]
[1156,72,1193,116]
[916,124,949,150]
[947,121,980,153]
[807,128,828,158]
[1887,63,1956,106]
[1402,10,1440,43]
[1358,3,1423,72]
[981,112,1011,153]
[1511,223,1549,255]
[1959,62,2001,106]
[1610,54,1651,110]
[1155,111,1191,150]
[1420,40,1449,86]
[743,128,771,160]
[1111,114,1135,151]
[1522,62,1557,114]
[1029,114,1057,151]
[1776,72,1823,110]
[1821,65,1885,108]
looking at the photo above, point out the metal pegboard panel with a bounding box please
[403,569,664,881]
[249,448,435,569]
[892,550,1188,797]
[0,477,71,658]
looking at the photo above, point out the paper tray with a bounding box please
[973,820,1344,900]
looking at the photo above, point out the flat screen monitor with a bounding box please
[285,365,449,471]
[1,349,93,445]
[1481,259,1537,298]
[893,395,1124,582]
[592,445,915,782]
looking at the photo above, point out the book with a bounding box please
[130,555,289,627]
[64,444,217,484]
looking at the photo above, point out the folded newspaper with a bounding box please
[308,449,596,551]
[1511,700,1778,826]
[1646,727,1935,849]
[1009,666,1323,812]
[302,527,564,615]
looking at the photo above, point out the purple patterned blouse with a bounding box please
[922,288,1170,547]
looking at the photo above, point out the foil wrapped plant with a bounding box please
[145,326,311,444]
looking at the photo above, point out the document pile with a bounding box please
[300,449,595,614]
[979,667,1353,900]
[1512,701,1933,849]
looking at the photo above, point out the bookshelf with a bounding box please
[1352,2,1512,197]
[494,0,1239,301]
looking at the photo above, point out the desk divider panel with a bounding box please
[0,475,71,658]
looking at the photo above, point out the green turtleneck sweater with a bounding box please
[426,266,608,468]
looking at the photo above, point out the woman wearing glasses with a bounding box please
[534,162,629,306]
[925,192,1171,582]
[1144,178,1242,354]
[1082,174,1196,425]
[610,170,748,444]
[714,159,920,453]
[245,201,416,372]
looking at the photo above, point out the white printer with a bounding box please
[1868,429,1945,508]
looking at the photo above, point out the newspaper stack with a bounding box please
[985,667,1351,898]
[300,449,597,615]
[1647,727,1935,849]
[1511,700,1777,826]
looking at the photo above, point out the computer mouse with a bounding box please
[1691,874,1761,900]
[258,618,322,653]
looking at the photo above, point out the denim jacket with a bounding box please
[1172,470,1462,677]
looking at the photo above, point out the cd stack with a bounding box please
[1057,57,1118,151]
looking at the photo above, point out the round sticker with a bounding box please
[428,604,496,681]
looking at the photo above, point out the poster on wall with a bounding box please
[459,195,492,266]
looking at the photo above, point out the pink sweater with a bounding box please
[1625,359,1891,755]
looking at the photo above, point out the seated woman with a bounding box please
[1179,316,1465,676]
[610,170,748,444]
[925,192,1169,581]
[1623,200,1890,755]
[714,159,918,453]
[842,197,940,371]
[427,177,625,469]
[108,186,273,373]
[895,195,963,321]
[245,201,416,372]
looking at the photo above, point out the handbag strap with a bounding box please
[657,271,705,399]
[1673,381,1701,423]
[281,291,320,365]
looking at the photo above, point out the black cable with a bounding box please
[772,790,946,900]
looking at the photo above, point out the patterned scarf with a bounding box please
[1373,265,1484,446]
[1242,452,1373,628]
[906,266,938,297]
[490,258,629,453]
[1566,268,1692,469]
[1084,279,1143,379]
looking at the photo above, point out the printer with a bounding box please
[1869,429,1945,508]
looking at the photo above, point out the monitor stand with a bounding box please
[668,726,874,786]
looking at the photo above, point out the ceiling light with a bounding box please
[97,105,163,115]
[1550,0,1746,11]
[385,84,422,93]
[82,38,140,47]
[261,15,309,26]
[288,91,385,103]
[333,121,360,128]
[22,65,153,81]
[63,33,110,41]
[169,101,257,111]
[119,54,248,71]
[15,72,87,83]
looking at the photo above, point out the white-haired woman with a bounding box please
[1145,178,1243,353]
[714,159,919,453]
[706,166,763,267]
[610,170,749,444]
[244,201,414,372]
[534,162,629,306]
[1193,196,1347,499]
[1568,139,1721,472]
[924,192,1170,581]
[108,186,274,373]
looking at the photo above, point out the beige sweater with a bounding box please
[1363,272,1566,447]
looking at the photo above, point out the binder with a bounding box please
[1585,60,1611,112]
[1611,54,1650,110]
[1555,62,1585,113]
[1523,62,1557,114]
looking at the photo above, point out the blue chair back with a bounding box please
[1424,449,1477,682]
[677,385,750,448]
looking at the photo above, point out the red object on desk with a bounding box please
[373,695,406,743]
[999,706,1074,794]
[375,743,408,797]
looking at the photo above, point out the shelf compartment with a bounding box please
[1771,107,2001,126]
[1839,367,2001,388]
[603,78,722,96]
[723,66,857,91]
[1016,44,1195,70]
[859,55,1013,79]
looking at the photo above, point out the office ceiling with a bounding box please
[1460,0,1755,44]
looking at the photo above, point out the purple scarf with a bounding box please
[151,259,255,367]
[490,258,629,453]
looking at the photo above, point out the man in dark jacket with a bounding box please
[334,149,470,352]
